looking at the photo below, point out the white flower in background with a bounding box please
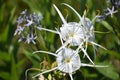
[106,6,118,17]
[80,10,107,50]
[32,47,107,80]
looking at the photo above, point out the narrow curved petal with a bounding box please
[32,67,58,78]
[53,4,67,24]
[55,28,64,45]
[56,39,71,53]
[62,3,82,20]
[81,47,94,64]
[81,63,108,67]
[37,27,58,34]
[33,51,57,57]
[69,73,73,80]
[90,41,107,50]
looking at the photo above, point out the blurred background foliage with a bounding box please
[0,0,120,80]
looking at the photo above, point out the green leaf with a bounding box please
[96,62,119,80]
[86,0,93,9]
[9,7,16,23]
[106,50,120,59]
[23,50,41,67]
[10,54,19,80]
[101,21,113,32]
[37,31,47,50]
[0,25,9,42]
[0,51,10,62]
[22,0,41,12]
[0,72,10,80]
[16,58,27,68]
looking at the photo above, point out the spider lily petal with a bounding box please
[53,4,67,24]
[33,50,57,57]
[69,73,74,80]
[55,28,64,45]
[90,41,107,50]
[81,63,108,67]
[56,39,71,53]
[62,3,82,20]
[37,27,58,34]
[81,47,94,64]
[32,67,58,78]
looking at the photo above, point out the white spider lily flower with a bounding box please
[60,22,84,46]
[56,48,80,73]
[81,11,107,50]
[37,4,85,46]
[32,48,107,80]
[106,6,118,17]
[54,4,96,64]
[61,3,107,64]
[63,3,107,49]
[53,4,86,47]
[80,11,107,60]
[36,4,106,64]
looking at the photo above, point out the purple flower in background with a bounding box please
[110,0,120,9]
[14,9,43,44]
[105,6,118,17]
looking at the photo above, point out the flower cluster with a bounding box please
[110,0,120,9]
[14,9,43,44]
[29,4,108,80]
[96,0,119,22]
[37,4,106,64]
[14,3,117,80]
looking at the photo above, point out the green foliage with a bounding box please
[96,62,119,80]
[0,0,120,80]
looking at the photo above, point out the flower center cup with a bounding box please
[60,22,84,46]
[57,48,81,73]
[65,57,71,63]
